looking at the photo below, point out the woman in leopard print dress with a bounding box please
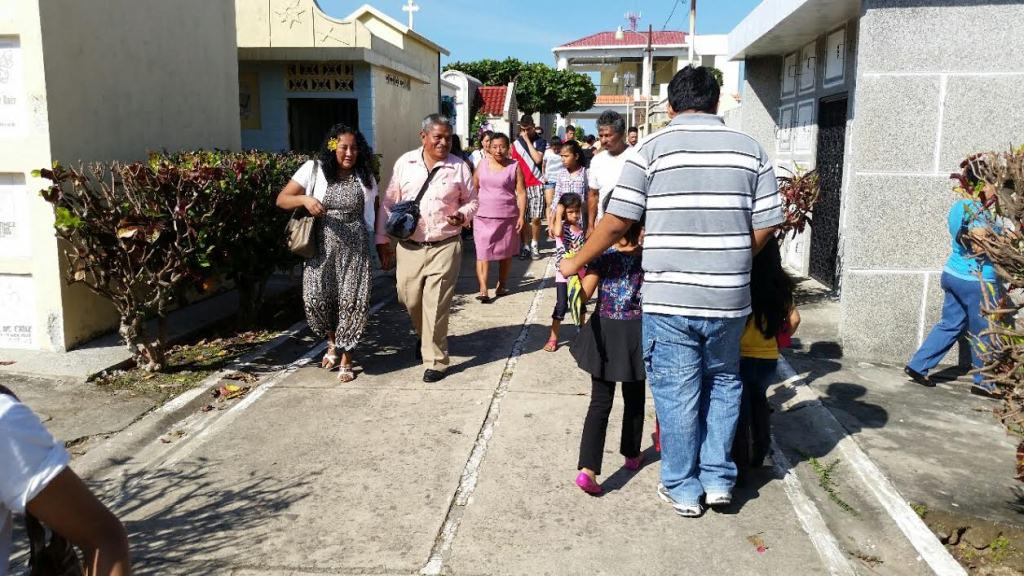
[277,124,378,382]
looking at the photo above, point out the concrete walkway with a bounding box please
[66,243,835,575]
[785,279,1023,531]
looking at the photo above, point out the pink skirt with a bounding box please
[473,216,520,261]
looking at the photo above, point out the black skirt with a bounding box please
[570,315,645,383]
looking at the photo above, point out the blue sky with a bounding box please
[317,0,762,65]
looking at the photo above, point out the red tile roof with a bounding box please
[558,30,687,49]
[478,85,508,116]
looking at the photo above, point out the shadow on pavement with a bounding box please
[599,445,662,495]
[104,459,314,575]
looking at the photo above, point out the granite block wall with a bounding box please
[838,0,1024,364]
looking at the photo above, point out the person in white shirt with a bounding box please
[1,389,131,575]
[586,110,630,235]
[470,131,493,168]
[627,126,639,147]
[542,137,565,222]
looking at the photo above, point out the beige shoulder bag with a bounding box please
[285,160,318,259]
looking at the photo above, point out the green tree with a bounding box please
[708,66,724,87]
[445,58,596,116]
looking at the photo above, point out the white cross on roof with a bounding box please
[402,0,420,30]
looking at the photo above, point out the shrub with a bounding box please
[38,150,309,371]
[37,161,226,371]
[154,150,308,328]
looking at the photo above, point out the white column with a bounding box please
[556,56,568,71]
[641,52,652,98]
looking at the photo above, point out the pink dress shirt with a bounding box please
[376,148,478,244]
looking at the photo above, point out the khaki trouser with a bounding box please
[396,236,463,371]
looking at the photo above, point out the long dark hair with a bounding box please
[318,123,374,187]
[561,139,588,169]
[750,236,795,339]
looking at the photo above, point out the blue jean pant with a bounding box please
[643,313,747,506]
[907,272,995,386]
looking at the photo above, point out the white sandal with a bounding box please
[321,347,339,370]
[337,364,355,383]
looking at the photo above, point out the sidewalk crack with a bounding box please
[419,260,552,576]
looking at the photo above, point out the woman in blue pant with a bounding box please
[905,198,1001,397]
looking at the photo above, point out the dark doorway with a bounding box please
[809,97,847,289]
[287,98,359,153]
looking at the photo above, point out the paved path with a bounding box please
[70,244,865,575]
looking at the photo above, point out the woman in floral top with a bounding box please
[570,220,645,495]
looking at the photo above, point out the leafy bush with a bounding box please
[38,150,308,371]
[154,150,308,328]
[777,166,820,238]
[38,161,226,371]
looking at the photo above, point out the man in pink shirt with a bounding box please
[376,114,478,382]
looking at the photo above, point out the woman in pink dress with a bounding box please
[473,133,526,302]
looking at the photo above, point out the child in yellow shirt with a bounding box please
[734,236,800,469]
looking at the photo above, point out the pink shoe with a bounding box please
[624,455,644,471]
[575,472,603,495]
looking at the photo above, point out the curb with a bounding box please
[74,272,399,479]
[776,354,968,576]
[74,319,310,479]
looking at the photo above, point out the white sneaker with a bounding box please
[705,491,732,507]
[657,483,703,517]
[530,244,541,260]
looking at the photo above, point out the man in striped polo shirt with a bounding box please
[560,66,783,517]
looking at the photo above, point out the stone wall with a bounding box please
[839,0,1024,363]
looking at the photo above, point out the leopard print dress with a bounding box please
[302,174,371,350]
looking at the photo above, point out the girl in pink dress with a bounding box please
[472,133,526,302]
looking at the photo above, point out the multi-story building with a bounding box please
[551,26,741,136]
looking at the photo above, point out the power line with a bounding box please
[661,0,683,31]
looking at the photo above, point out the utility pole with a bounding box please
[644,24,653,135]
[688,0,697,65]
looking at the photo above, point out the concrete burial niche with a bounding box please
[729,0,1024,364]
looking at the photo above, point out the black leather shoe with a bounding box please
[971,384,1004,399]
[904,366,934,387]
[423,369,446,383]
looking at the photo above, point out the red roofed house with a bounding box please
[552,25,740,136]
[476,83,519,141]
[440,70,518,146]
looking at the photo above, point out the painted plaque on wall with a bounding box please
[239,71,262,130]
[0,37,26,137]
[824,27,847,88]
[777,106,794,153]
[0,274,34,348]
[0,174,29,259]
[799,41,817,94]
[781,52,797,98]
[794,100,816,154]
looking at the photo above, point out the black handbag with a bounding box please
[385,164,441,240]
[26,514,84,576]
[0,386,83,576]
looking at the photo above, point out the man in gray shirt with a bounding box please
[560,66,783,517]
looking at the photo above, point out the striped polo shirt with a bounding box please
[605,113,783,318]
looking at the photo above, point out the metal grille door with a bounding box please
[809,98,847,289]
[287,98,359,154]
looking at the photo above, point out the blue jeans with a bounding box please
[907,272,996,386]
[643,313,747,506]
